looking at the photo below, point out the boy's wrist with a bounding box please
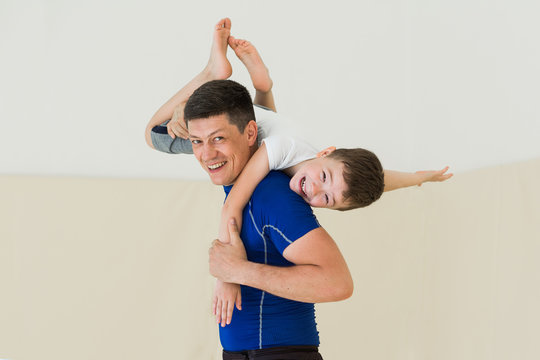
[414,172,426,185]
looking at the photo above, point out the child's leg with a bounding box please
[145,18,232,145]
[228,36,276,112]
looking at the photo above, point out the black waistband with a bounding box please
[223,345,321,360]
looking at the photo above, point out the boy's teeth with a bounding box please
[301,178,306,194]
[208,161,226,170]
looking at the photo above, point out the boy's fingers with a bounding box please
[178,127,189,140]
[167,126,176,139]
[228,219,240,244]
[215,299,222,323]
[221,301,228,327]
[227,301,234,325]
[236,292,242,311]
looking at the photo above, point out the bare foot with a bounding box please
[228,36,273,93]
[205,18,232,80]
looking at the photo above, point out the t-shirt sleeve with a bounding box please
[151,120,193,154]
[254,174,320,255]
[263,135,318,171]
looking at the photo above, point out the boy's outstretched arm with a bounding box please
[383,166,453,192]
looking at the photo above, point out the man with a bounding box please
[189,78,352,359]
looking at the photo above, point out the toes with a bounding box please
[224,17,231,30]
[228,36,237,48]
[216,17,231,30]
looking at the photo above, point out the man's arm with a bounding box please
[209,221,353,303]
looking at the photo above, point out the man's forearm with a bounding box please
[233,260,353,303]
[210,225,353,304]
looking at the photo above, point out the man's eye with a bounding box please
[325,194,329,204]
[322,171,327,182]
[191,139,201,145]
[214,136,224,142]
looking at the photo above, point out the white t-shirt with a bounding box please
[254,106,318,170]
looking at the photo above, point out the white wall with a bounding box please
[1,0,539,179]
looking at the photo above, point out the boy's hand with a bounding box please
[416,166,453,186]
[219,209,243,245]
[213,280,242,327]
[167,106,189,139]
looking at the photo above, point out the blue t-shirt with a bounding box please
[220,171,321,352]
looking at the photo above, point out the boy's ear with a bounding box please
[245,120,258,146]
[316,146,336,158]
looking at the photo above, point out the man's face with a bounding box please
[188,114,256,186]
[289,156,349,209]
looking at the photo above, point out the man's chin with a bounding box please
[209,174,234,186]
[209,177,225,186]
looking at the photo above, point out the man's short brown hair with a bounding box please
[184,80,255,132]
[328,148,385,211]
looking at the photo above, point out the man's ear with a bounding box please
[245,120,258,146]
[316,146,336,158]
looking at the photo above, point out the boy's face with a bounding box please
[188,114,257,186]
[289,156,349,209]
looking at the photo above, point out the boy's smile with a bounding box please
[289,156,348,209]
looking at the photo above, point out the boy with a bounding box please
[145,18,452,326]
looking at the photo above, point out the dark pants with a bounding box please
[223,345,323,360]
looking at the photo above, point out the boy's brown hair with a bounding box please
[328,148,385,211]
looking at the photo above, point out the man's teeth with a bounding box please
[301,178,306,194]
[208,161,226,170]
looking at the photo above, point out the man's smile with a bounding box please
[208,161,227,171]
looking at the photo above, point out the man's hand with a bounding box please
[415,166,453,186]
[212,280,242,327]
[209,219,247,283]
[167,105,189,139]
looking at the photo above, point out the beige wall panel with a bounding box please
[1,158,539,360]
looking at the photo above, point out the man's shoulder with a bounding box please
[251,171,312,213]
[249,171,320,246]
[253,171,293,197]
